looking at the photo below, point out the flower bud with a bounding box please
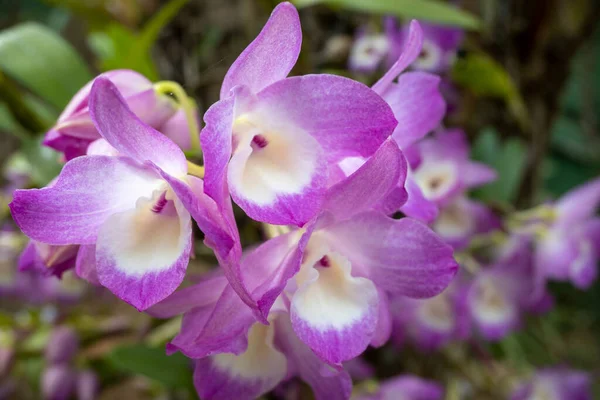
[45,326,79,365]
[44,69,179,160]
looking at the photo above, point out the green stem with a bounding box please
[154,81,201,154]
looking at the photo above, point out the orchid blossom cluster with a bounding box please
[4,2,599,400]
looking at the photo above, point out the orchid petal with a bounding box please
[89,78,187,177]
[220,2,301,99]
[556,177,600,223]
[168,285,256,359]
[273,315,352,400]
[400,174,439,222]
[10,156,162,245]
[385,72,446,149]
[325,213,457,298]
[324,140,406,220]
[372,20,423,95]
[95,196,192,310]
[255,74,397,161]
[194,322,287,400]
[291,252,379,365]
[75,245,100,286]
[147,274,229,318]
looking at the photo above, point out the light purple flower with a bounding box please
[401,129,496,222]
[391,277,470,351]
[432,195,500,249]
[466,258,544,341]
[348,28,391,73]
[535,177,600,289]
[10,78,239,311]
[43,69,182,160]
[392,20,464,74]
[149,276,352,400]
[227,141,457,366]
[201,2,397,227]
[511,367,591,400]
[355,374,444,400]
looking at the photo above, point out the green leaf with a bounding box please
[0,23,92,110]
[294,0,481,30]
[89,0,189,80]
[551,115,600,165]
[452,53,528,129]
[106,344,193,389]
[471,128,528,204]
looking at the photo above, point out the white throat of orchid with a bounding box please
[212,320,287,381]
[418,291,455,331]
[99,185,189,277]
[433,199,475,239]
[412,39,443,71]
[291,234,376,331]
[349,34,390,71]
[413,160,458,201]
[229,115,320,205]
[472,277,514,324]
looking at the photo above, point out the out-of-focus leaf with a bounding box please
[106,344,193,389]
[0,23,92,110]
[471,128,527,204]
[551,116,600,165]
[0,103,28,140]
[453,53,528,129]
[89,0,189,80]
[544,154,598,197]
[20,137,62,187]
[294,0,481,30]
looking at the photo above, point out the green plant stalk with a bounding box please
[154,81,201,154]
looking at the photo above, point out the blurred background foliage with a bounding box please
[0,0,599,399]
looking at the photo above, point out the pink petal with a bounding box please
[324,140,406,220]
[324,213,457,298]
[95,196,192,310]
[256,74,397,161]
[385,72,446,149]
[89,78,187,177]
[372,20,423,95]
[10,156,162,245]
[290,252,379,365]
[220,2,301,98]
[273,315,353,400]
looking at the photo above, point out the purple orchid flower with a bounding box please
[511,367,591,400]
[390,20,463,75]
[535,177,600,289]
[339,21,447,218]
[466,258,544,341]
[401,129,496,222]
[355,375,444,400]
[348,28,391,73]
[201,2,398,227]
[148,276,352,400]
[42,365,77,400]
[43,69,195,160]
[391,277,470,351]
[432,195,500,249]
[10,78,239,311]
[222,141,458,366]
